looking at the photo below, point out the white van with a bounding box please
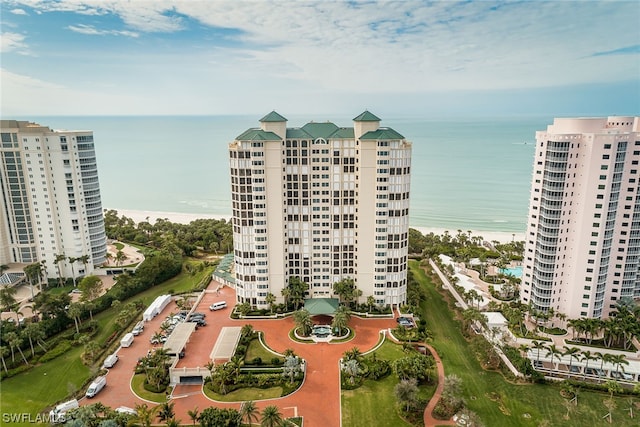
[49,399,79,423]
[209,301,227,311]
[86,375,107,398]
[120,332,134,348]
[132,321,145,336]
[115,406,137,416]
[102,353,118,369]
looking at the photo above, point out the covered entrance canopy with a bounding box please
[304,298,340,315]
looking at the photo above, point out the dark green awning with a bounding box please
[304,298,340,315]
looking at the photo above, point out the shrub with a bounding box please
[252,357,262,366]
[143,379,168,393]
[39,340,72,363]
[235,345,247,357]
[271,357,282,366]
[0,364,31,381]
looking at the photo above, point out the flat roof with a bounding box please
[210,326,242,362]
[163,322,197,354]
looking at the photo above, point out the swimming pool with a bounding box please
[500,266,523,278]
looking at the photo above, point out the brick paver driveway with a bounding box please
[88,282,396,426]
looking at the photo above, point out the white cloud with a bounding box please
[10,8,28,15]
[3,1,638,115]
[67,24,139,37]
[0,68,144,116]
[0,32,29,54]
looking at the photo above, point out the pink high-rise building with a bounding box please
[521,116,640,319]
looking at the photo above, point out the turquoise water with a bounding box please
[26,115,546,233]
[500,266,523,278]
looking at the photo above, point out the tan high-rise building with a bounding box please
[0,120,107,280]
[229,111,412,308]
[521,116,640,319]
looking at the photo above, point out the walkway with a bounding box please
[422,342,455,427]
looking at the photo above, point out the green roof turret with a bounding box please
[353,110,381,122]
[259,111,287,122]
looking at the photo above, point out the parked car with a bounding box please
[85,376,107,398]
[397,317,413,327]
[209,301,227,311]
[187,318,207,326]
[102,354,118,369]
[610,371,634,380]
[150,335,167,345]
[132,321,144,336]
[569,365,580,373]
[585,367,606,377]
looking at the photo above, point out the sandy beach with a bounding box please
[110,208,524,243]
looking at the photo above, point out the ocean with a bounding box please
[28,114,548,233]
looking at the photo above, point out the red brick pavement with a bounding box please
[86,284,399,426]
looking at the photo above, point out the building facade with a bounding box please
[0,120,107,280]
[521,116,640,319]
[229,111,411,308]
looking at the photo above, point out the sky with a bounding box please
[1,0,639,117]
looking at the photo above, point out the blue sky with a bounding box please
[1,0,639,116]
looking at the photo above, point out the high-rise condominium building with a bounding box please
[229,111,411,308]
[521,116,640,319]
[0,120,107,280]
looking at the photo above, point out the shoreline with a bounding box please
[109,208,525,243]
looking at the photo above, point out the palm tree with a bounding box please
[0,285,19,322]
[68,303,83,334]
[228,356,244,384]
[186,407,199,426]
[580,350,597,379]
[115,250,127,268]
[7,332,28,365]
[609,354,629,377]
[156,402,175,423]
[68,256,78,287]
[260,405,283,427]
[78,255,90,278]
[366,295,376,312]
[394,378,419,412]
[343,347,362,361]
[545,344,562,369]
[563,346,581,374]
[53,253,66,287]
[240,400,260,426]
[265,292,276,314]
[134,403,157,427]
[0,345,9,373]
[331,305,351,335]
[293,309,312,337]
[531,340,546,363]
[23,263,41,300]
[518,344,530,358]
[601,353,616,372]
[342,358,360,385]
[22,322,43,357]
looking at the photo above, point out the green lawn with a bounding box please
[0,346,90,426]
[1,264,214,422]
[342,340,435,427]
[245,336,283,364]
[131,373,169,403]
[410,260,638,427]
